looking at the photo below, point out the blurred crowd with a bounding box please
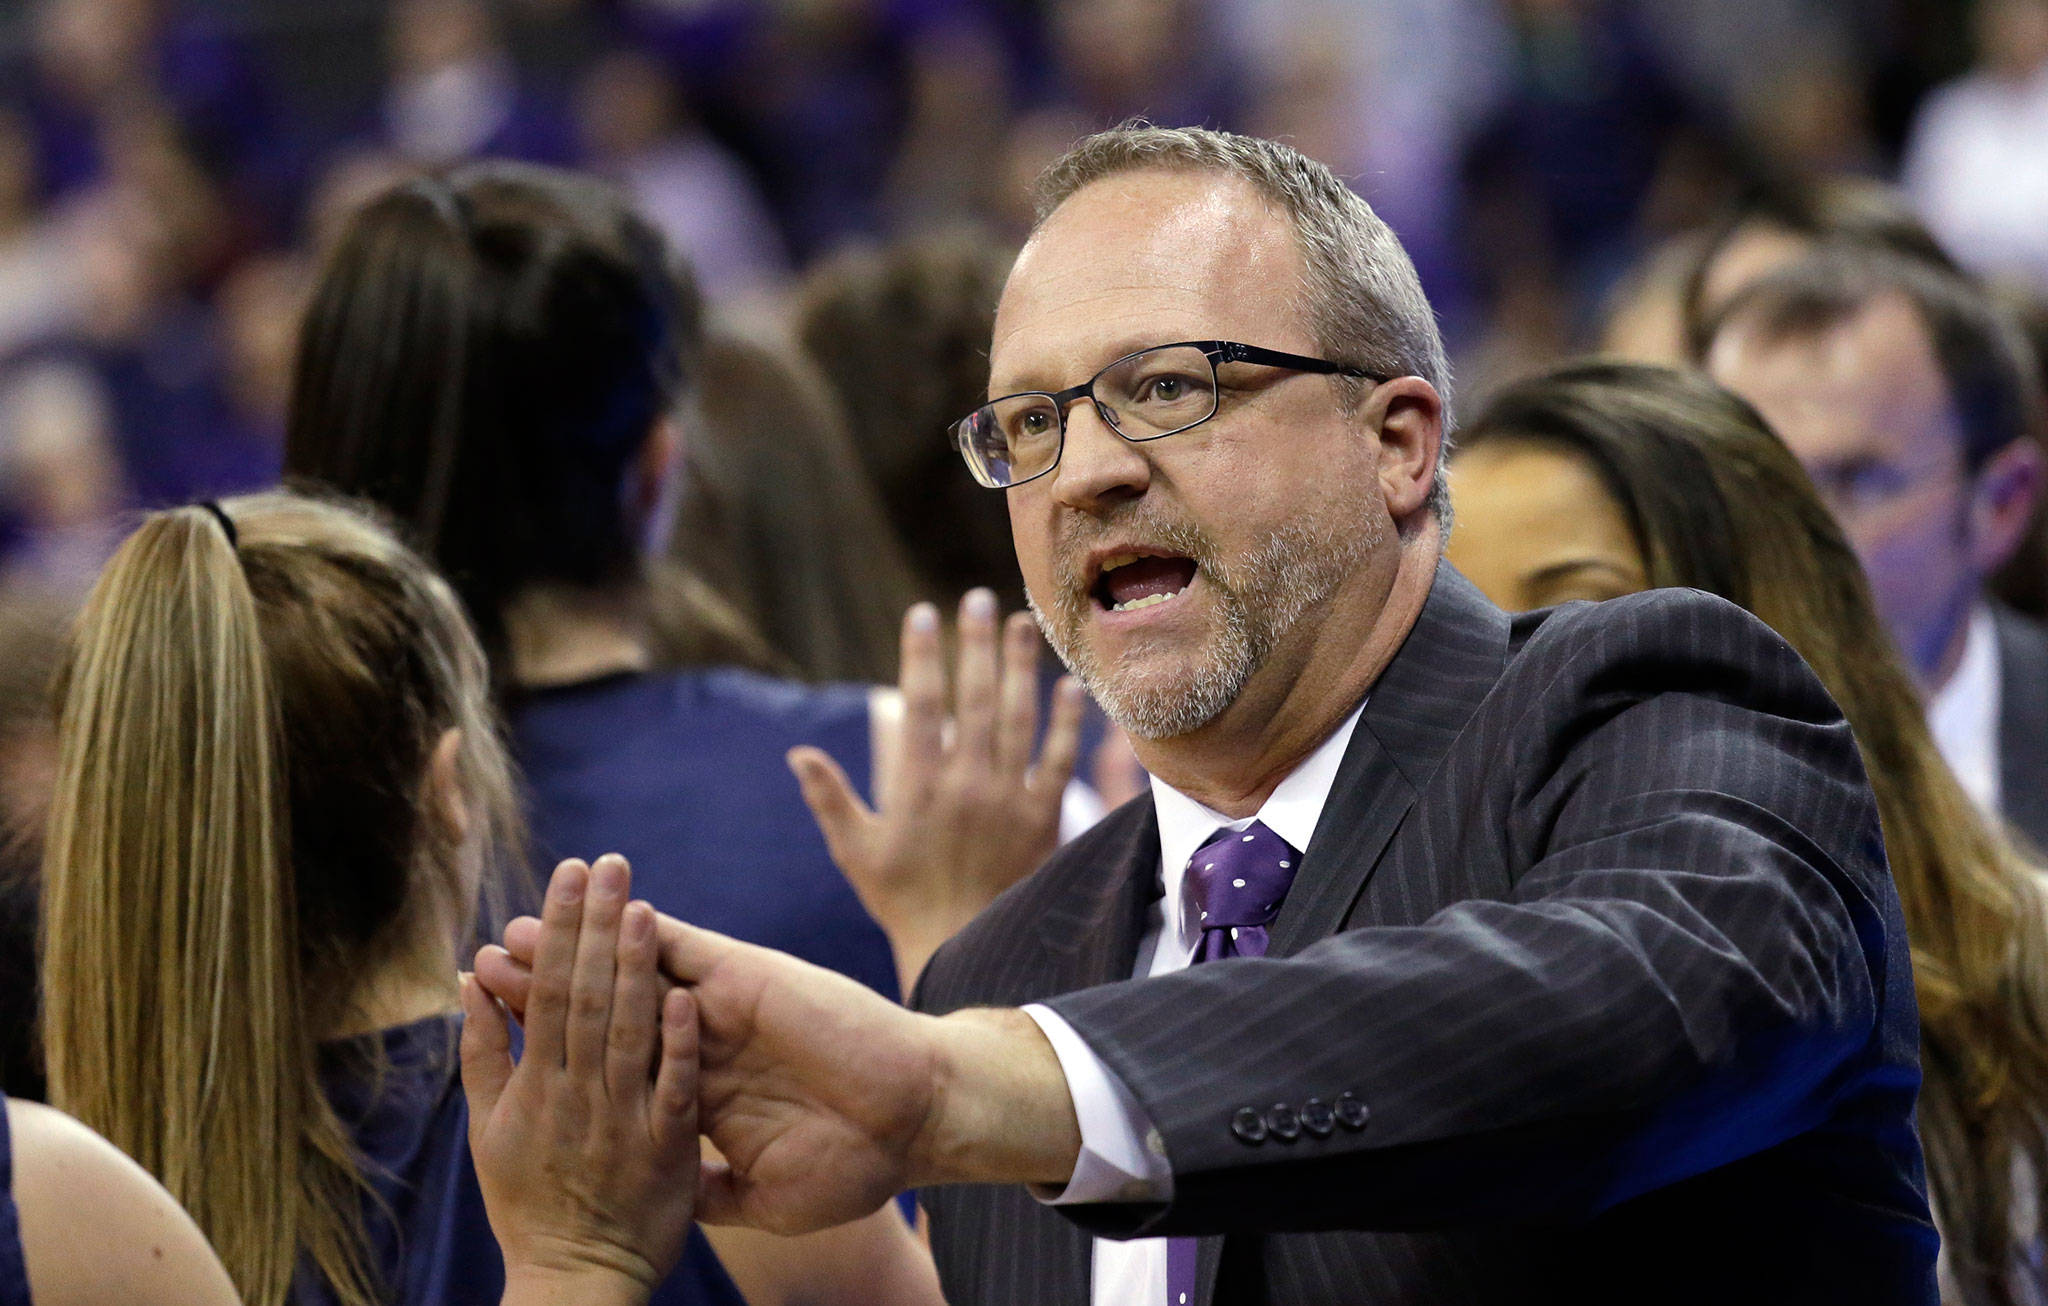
[4,0,2048,606]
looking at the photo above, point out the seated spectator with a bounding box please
[1702,249,2048,852]
[1902,0,2048,291]
[1446,360,2048,1305]
[1675,175,1958,358]
[669,332,923,685]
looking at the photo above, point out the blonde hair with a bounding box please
[1466,361,2048,1303]
[39,491,521,1306]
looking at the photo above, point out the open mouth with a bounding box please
[1092,552,1200,613]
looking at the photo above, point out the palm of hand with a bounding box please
[692,942,944,1235]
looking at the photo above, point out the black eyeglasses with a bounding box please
[951,340,1385,489]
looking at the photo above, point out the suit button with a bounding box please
[1265,1103,1302,1142]
[1300,1097,1335,1138]
[1230,1106,1268,1145]
[1334,1091,1370,1131]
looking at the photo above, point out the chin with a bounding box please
[1087,651,1250,742]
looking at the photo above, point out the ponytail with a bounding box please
[41,506,378,1306]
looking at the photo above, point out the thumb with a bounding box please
[788,745,874,862]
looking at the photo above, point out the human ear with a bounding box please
[1365,376,1446,526]
[630,415,685,522]
[1968,436,2044,574]
[424,727,471,846]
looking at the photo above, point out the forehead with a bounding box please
[1708,295,1956,461]
[988,169,1309,393]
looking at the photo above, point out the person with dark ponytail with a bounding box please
[282,162,1010,1295]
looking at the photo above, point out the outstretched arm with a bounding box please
[477,908,1081,1236]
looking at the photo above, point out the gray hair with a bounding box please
[1033,123,1455,524]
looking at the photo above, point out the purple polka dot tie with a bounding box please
[1168,820,1301,1305]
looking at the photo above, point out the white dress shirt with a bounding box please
[1021,702,1366,1306]
[1928,605,2002,819]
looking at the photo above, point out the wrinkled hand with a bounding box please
[476,911,1081,1238]
[791,590,1084,990]
[463,855,700,1304]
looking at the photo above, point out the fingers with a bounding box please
[995,611,1042,777]
[952,589,1000,763]
[650,987,698,1157]
[897,603,946,778]
[458,972,513,1123]
[473,944,534,1021]
[503,915,540,964]
[789,746,874,868]
[524,858,589,1068]
[1033,676,1086,796]
[606,900,662,1106]
[565,854,630,1075]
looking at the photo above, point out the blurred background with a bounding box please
[0,0,2043,603]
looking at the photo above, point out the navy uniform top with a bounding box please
[303,1015,742,1306]
[0,1096,30,1306]
[509,667,898,999]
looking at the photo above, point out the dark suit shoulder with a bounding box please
[1499,586,1837,725]
[913,792,1156,1017]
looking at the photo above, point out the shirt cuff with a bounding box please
[1021,1003,1174,1205]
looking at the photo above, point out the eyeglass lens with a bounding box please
[961,344,1221,487]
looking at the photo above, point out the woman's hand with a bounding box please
[463,855,700,1306]
[791,589,1084,992]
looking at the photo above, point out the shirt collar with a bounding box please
[1149,699,1367,955]
[1927,603,2003,815]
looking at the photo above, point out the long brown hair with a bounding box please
[1464,361,2048,1303]
[39,491,521,1306]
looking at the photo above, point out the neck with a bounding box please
[1133,522,1439,817]
[503,583,653,688]
[326,910,465,1040]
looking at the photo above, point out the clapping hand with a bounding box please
[462,855,700,1306]
[789,589,1085,990]
[476,907,1084,1239]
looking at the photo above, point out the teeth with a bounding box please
[1110,590,1181,612]
[1101,552,1142,572]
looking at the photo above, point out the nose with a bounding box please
[1052,396,1151,514]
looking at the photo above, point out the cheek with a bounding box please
[1007,494,1057,593]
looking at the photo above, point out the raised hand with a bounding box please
[791,589,1086,990]
[463,855,700,1305]
[476,910,1083,1238]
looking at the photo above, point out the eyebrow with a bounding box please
[990,334,1206,398]
[1523,558,1641,588]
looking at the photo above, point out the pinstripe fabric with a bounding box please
[914,565,1937,1305]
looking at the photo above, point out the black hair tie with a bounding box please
[199,500,238,549]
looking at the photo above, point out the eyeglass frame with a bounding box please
[951,339,1388,489]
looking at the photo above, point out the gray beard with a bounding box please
[1028,505,1380,741]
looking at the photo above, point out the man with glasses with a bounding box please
[479,125,1936,1304]
[1705,248,2048,851]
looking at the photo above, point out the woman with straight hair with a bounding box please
[37,491,935,1306]
[282,162,1077,1009]
[1446,360,2048,1305]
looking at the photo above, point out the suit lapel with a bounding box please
[1027,801,1161,1302]
[1268,566,1510,958]
[1036,798,1162,987]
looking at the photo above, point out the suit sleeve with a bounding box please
[1040,605,1906,1239]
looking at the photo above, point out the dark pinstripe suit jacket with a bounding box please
[914,566,1937,1305]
